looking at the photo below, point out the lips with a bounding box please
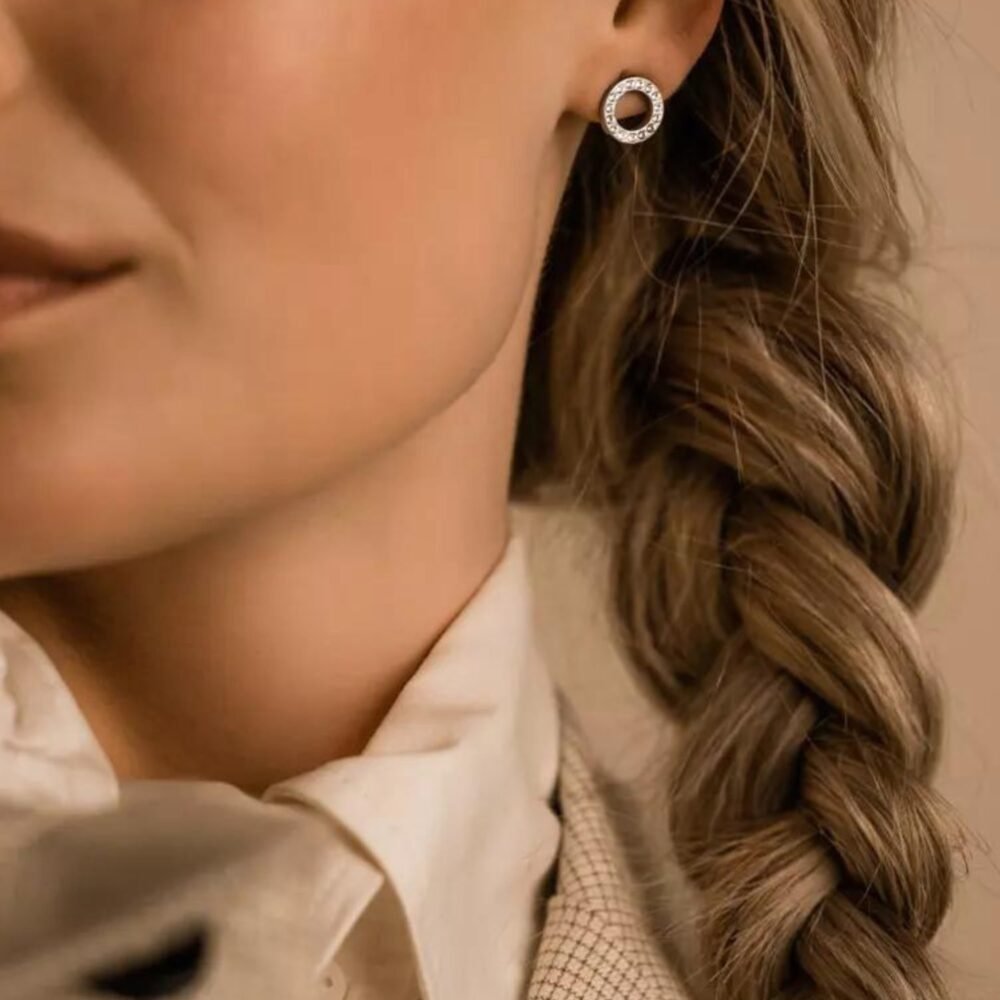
[0,221,134,325]
[0,273,92,322]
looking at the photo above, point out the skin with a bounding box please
[0,0,721,795]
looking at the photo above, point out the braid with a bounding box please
[513,0,965,997]
[612,289,957,997]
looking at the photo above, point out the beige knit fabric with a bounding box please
[526,689,694,1000]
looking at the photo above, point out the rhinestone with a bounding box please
[600,75,665,145]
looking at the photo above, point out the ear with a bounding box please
[565,0,724,126]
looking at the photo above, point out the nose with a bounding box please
[0,7,29,104]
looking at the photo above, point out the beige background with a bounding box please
[900,3,1000,996]
[521,3,999,996]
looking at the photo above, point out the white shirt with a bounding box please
[0,518,563,1000]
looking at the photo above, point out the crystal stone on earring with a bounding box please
[601,75,665,145]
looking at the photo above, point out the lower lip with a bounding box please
[0,267,130,342]
[0,274,91,321]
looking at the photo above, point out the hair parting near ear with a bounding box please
[514,1,970,998]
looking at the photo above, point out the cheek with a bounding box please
[0,0,551,574]
[104,0,544,454]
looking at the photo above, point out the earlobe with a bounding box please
[677,0,726,67]
[626,0,724,97]
[567,0,724,131]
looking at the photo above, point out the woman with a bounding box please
[0,1,964,999]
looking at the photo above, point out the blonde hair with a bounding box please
[513,1,965,996]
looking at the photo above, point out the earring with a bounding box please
[600,75,665,145]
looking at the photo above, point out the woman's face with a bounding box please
[0,1,577,575]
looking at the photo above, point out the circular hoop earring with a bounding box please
[600,75,665,145]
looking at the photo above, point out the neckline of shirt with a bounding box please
[0,518,563,1000]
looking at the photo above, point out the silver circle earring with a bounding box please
[600,75,665,145]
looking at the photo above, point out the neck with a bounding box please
[0,316,529,797]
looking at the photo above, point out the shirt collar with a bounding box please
[262,524,563,1000]
[0,608,119,815]
[0,517,563,1000]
